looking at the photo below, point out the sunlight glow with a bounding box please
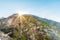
[14,11,29,21]
[16,11,29,16]
[12,11,29,26]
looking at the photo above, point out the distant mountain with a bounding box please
[0,13,60,40]
[33,15,60,27]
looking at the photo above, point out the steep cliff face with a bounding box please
[0,13,51,40]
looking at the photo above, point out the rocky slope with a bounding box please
[0,13,60,40]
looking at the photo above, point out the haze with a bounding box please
[0,0,60,22]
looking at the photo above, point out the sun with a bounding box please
[16,11,29,16]
[15,11,28,20]
[15,11,29,20]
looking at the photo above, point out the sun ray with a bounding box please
[10,12,29,27]
[11,13,26,27]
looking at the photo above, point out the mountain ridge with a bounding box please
[0,13,60,40]
[0,13,60,27]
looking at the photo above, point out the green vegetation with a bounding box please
[0,15,51,40]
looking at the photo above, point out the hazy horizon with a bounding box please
[0,0,60,22]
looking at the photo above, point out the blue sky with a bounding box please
[0,0,60,22]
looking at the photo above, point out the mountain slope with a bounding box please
[33,15,60,40]
[0,13,60,40]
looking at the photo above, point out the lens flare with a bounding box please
[16,11,29,16]
[15,11,29,20]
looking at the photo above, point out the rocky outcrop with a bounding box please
[0,31,12,40]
